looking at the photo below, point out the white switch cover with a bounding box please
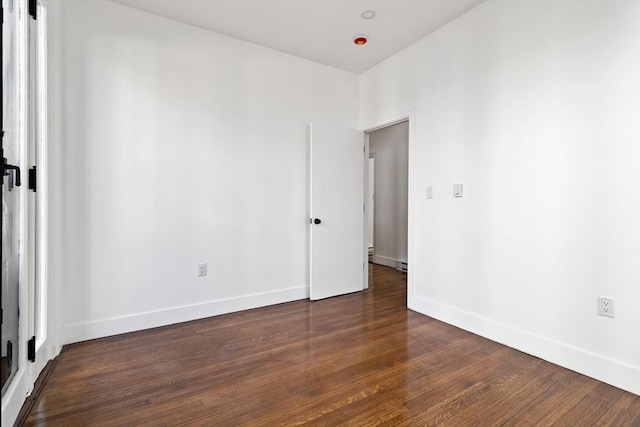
[453,184,463,198]
[198,263,207,277]
[426,186,433,199]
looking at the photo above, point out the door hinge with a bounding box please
[28,336,36,362]
[28,166,37,191]
[29,0,37,20]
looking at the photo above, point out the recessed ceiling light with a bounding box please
[361,10,376,20]
[353,35,368,46]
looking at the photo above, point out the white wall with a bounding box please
[54,0,358,343]
[360,0,640,395]
[368,122,408,267]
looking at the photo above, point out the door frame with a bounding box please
[361,110,415,303]
[2,0,32,421]
[367,153,375,268]
[2,2,56,425]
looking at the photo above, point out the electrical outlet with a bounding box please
[198,263,207,277]
[598,296,614,318]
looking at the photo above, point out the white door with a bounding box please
[309,123,364,300]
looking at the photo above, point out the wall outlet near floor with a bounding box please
[198,263,207,277]
[597,296,614,318]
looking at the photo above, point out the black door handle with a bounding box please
[314,218,322,225]
[3,156,21,187]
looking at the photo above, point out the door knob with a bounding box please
[314,218,322,225]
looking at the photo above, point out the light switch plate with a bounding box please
[198,263,207,277]
[453,183,463,198]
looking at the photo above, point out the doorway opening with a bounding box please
[365,119,410,295]
[308,115,412,302]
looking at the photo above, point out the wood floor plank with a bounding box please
[21,265,640,426]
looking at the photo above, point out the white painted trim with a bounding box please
[1,369,30,427]
[31,322,62,391]
[373,254,400,268]
[34,0,49,349]
[62,286,309,344]
[363,133,370,290]
[2,3,56,426]
[2,1,36,424]
[409,294,640,396]
[367,151,376,260]
[2,328,62,427]
[363,117,409,133]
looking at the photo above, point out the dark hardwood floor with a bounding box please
[22,265,639,426]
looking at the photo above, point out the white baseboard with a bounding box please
[1,323,64,427]
[373,255,399,268]
[1,369,29,427]
[409,294,640,396]
[373,255,408,272]
[62,286,309,344]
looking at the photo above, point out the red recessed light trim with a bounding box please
[353,36,368,46]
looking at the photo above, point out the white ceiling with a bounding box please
[110,0,484,74]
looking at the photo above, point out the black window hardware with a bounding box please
[2,154,21,187]
[28,336,36,362]
[28,166,36,191]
